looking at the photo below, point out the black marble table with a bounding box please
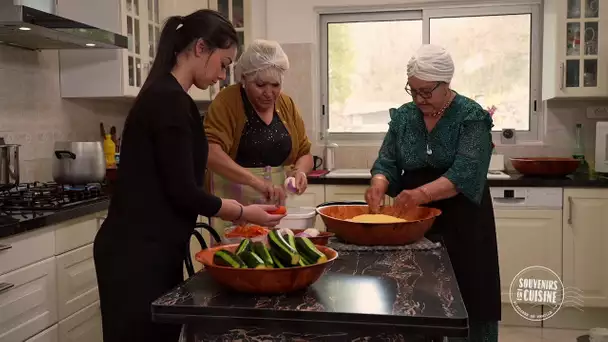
[152,248,468,341]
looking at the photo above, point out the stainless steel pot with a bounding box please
[0,139,20,189]
[52,141,106,184]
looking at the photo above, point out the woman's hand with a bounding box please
[240,204,286,227]
[365,185,386,213]
[294,171,308,194]
[252,178,286,205]
[394,189,427,213]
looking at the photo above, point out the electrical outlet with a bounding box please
[586,106,608,119]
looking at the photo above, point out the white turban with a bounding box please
[406,44,455,83]
[235,39,289,83]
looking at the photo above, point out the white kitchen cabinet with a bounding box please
[209,0,252,92]
[325,185,390,205]
[55,215,101,256]
[25,325,58,342]
[0,257,58,342]
[56,244,99,320]
[563,188,608,307]
[494,209,563,303]
[58,301,103,342]
[543,0,608,99]
[59,0,163,98]
[0,228,55,276]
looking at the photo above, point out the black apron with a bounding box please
[400,167,501,321]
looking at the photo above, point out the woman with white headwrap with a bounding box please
[366,44,500,342]
[204,39,313,228]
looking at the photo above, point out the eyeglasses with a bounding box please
[405,82,442,99]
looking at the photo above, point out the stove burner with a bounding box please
[0,182,106,211]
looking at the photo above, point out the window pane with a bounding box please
[327,20,422,133]
[430,14,532,131]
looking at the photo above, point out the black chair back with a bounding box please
[184,220,222,278]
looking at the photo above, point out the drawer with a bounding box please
[0,228,55,276]
[58,301,103,342]
[25,325,58,342]
[55,215,102,255]
[56,244,98,320]
[0,257,58,342]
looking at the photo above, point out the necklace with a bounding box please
[427,92,456,118]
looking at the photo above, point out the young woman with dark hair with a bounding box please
[93,10,285,342]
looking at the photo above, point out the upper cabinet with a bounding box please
[58,0,251,102]
[208,0,251,97]
[59,0,161,98]
[543,0,608,99]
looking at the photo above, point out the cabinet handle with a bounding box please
[567,196,573,224]
[0,282,14,294]
[560,62,565,90]
[0,244,11,252]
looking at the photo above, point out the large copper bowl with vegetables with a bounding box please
[196,230,338,294]
[316,202,441,246]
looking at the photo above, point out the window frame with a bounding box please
[318,1,543,145]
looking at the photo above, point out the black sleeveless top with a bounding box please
[234,87,292,168]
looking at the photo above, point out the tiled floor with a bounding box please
[499,326,588,341]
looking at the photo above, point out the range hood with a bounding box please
[0,0,128,50]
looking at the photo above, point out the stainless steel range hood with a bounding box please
[0,0,128,50]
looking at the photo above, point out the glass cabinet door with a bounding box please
[125,0,145,89]
[146,0,161,79]
[564,0,600,89]
[216,0,247,88]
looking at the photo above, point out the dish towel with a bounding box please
[327,237,441,251]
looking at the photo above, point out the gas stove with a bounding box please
[0,182,108,229]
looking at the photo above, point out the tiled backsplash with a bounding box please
[0,46,130,182]
[281,43,606,170]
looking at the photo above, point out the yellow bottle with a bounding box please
[103,134,117,168]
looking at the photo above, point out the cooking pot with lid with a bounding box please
[0,137,20,189]
[52,141,106,184]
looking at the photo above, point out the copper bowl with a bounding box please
[316,203,441,246]
[195,244,338,294]
[290,229,335,246]
[510,157,580,176]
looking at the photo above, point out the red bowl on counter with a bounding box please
[510,157,580,176]
[290,229,335,246]
[196,244,338,294]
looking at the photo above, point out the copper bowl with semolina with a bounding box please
[316,202,442,246]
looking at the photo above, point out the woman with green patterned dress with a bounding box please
[366,44,501,342]
[205,40,313,232]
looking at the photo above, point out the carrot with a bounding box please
[267,206,287,215]
[224,225,269,238]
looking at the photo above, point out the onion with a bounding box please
[303,228,319,237]
[296,232,311,238]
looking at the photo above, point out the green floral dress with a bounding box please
[371,94,500,342]
[371,93,493,204]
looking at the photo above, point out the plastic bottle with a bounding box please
[103,134,117,168]
[572,123,588,175]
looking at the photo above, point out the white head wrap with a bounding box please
[406,44,455,83]
[235,39,290,83]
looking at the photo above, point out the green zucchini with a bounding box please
[235,239,252,255]
[268,230,300,265]
[252,241,274,267]
[295,237,327,264]
[270,250,285,268]
[239,251,267,269]
[283,234,297,250]
[213,249,246,268]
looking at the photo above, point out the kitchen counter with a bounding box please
[309,172,608,188]
[152,247,468,341]
[0,198,110,239]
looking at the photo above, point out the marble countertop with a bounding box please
[152,247,468,338]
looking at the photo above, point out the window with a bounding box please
[319,2,542,142]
